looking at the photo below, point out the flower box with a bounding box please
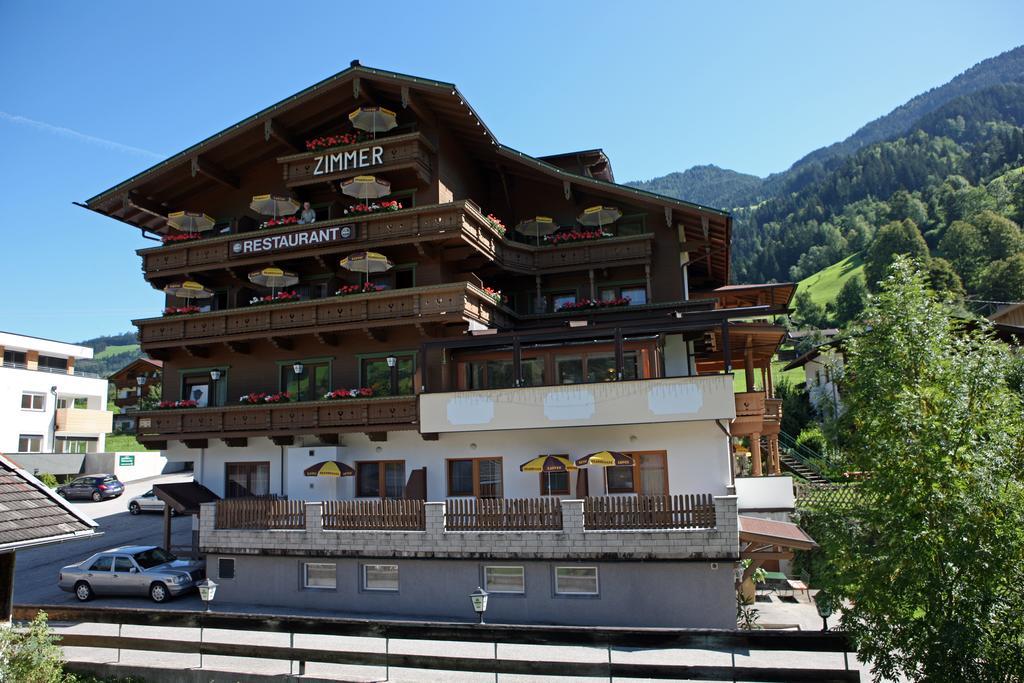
[258,216,299,230]
[157,400,198,409]
[324,387,375,400]
[485,214,506,237]
[239,391,291,404]
[483,286,504,304]
[249,291,301,306]
[335,283,383,296]
[163,306,201,316]
[558,297,631,312]
[161,232,203,244]
[343,200,403,216]
[544,229,612,245]
[304,131,372,152]
[263,391,291,404]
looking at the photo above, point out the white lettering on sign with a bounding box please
[230,225,354,257]
[312,145,384,176]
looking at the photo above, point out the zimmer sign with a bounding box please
[313,145,384,176]
[230,224,355,257]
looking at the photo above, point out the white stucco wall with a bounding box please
[0,366,109,453]
[803,352,844,416]
[735,475,795,511]
[165,419,732,502]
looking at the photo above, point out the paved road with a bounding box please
[13,472,194,606]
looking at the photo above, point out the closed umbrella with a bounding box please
[341,175,391,202]
[574,451,634,468]
[250,194,300,219]
[248,267,299,297]
[303,461,356,477]
[578,205,622,231]
[166,211,215,234]
[339,251,392,287]
[348,106,398,138]
[514,216,557,246]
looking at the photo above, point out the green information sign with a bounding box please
[118,455,135,466]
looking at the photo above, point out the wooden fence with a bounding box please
[446,497,563,531]
[13,604,859,682]
[322,499,425,530]
[583,494,716,530]
[214,498,305,530]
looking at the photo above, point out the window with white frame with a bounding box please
[303,563,336,589]
[363,564,399,591]
[18,435,43,453]
[484,566,525,594]
[554,567,599,595]
[20,392,45,411]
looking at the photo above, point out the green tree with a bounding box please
[864,219,929,290]
[925,256,965,300]
[817,257,1024,681]
[977,253,1024,302]
[938,219,986,286]
[830,274,869,326]
[973,209,1024,261]
[138,383,162,410]
[792,289,827,329]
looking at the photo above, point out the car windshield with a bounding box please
[132,548,177,569]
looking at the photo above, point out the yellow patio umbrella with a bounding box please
[514,216,557,246]
[163,281,213,307]
[519,455,577,473]
[248,267,299,297]
[348,106,398,138]
[578,205,622,231]
[341,175,391,202]
[166,211,215,234]
[303,461,356,477]
[250,194,300,219]
[339,251,392,287]
[574,451,634,468]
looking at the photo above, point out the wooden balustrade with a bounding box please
[322,499,425,531]
[445,497,563,531]
[215,498,305,530]
[583,494,716,530]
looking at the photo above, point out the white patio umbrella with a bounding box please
[166,211,215,234]
[250,195,300,219]
[578,205,622,231]
[339,251,393,287]
[163,281,213,306]
[341,175,391,202]
[248,267,299,297]
[514,216,557,246]
[348,106,398,139]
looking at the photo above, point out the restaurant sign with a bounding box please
[230,224,356,257]
[313,145,384,176]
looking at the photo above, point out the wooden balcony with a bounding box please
[135,395,418,446]
[277,132,434,188]
[55,408,113,435]
[133,282,510,353]
[731,392,783,436]
[139,200,654,282]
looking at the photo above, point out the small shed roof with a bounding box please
[0,455,97,553]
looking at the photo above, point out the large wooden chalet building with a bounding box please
[83,61,807,627]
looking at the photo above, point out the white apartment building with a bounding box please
[0,331,112,455]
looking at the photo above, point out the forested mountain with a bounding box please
[627,45,1024,310]
[74,331,142,377]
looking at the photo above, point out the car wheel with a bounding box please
[129,502,141,515]
[91,491,102,502]
[74,581,94,602]
[150,582,170,603]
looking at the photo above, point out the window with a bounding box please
[484,566,525,594]
[599,284,647,306]
[304,563,337,589]
[18,435,43,453]
[555,356,584,384]
[356,461,406,498]
[38,355,67,373]
[218,558,235,579]
[615,214,646,237]
[182,375,211,407]
[447,458,503,498]
[281,361,330,402]
[73,397,88,409]
[465,357,544,390]
[363,564,399,591]
[605,451,668,495]
[225,461,271,498]
[3,350,26,367]
[541,471,570,496]
[361,355,415,396]
[56,438,94,454]
[21,392,45,411]
[113,557,134,572]
[89,556,113,572]
[554,567,599,595]
[369,264,415,291]
[549,291,576,313]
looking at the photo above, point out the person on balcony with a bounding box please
[298,202,317,224]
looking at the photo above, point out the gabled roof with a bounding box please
[108,356,163,381]
[782,339,846,372]
[0,455,98,552]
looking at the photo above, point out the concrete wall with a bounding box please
[82,451,186,482]
[205,552,736,628]
[0,366,109,453]
[735,475,795,511]
[166,420,732,502]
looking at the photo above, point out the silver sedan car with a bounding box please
[58,545,205,603]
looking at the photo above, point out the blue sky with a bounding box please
[1,0,1022,342]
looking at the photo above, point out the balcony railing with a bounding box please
[0,362,103,379]
[446,497,562,531]
[134,282,510,350]
[215,498,305,529]
[583,494,716,530]
[323,499,425,531]
[139,200,654,281]
[135,395,418,442]
[732,391,784,436]
[56,408,113,434]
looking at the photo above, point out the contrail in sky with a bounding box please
[0,111,165,160]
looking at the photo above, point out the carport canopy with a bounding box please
[739,515,818,582]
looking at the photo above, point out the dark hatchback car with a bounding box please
[57,474,124,501]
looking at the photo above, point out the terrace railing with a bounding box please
[215,498,305,530]
[445,497,563,531]
[583,494,716,530]
[322,499,425,531]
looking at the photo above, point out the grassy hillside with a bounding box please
[94,343,140,360]
[796,253,865,307]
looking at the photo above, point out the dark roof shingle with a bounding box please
[0,457,96,551]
